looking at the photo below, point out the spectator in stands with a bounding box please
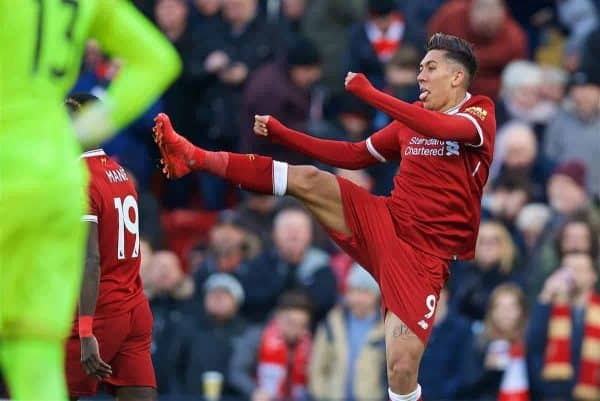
[556,0,599,69]
[514,203,555,301]
[140,237,155,297]
[242,207,337,324]
[527,252,599,400]
[195,0,284,151]
[451,221,522,321]
[483,173,532,251]
[490,122,555,202]
[528,215,600,305]
[546,161,592,220]
[397,0,446,46]
[317,93,375,143]
[169,273,247,397]
[193,214,259,288]
[495,61,561,137]
[514,203,552,260]
[301,0,366,96]
[147,250,196,394]
[420,286,473,400]
[191,0,222,22]
[383,45,420,104]
[309,264,386,401]
[155,0,214,169]
[459,284,529,400]
[235,194,279,245]
[240,36,322,164]
[230,291,313,401]
[428,0,528,98]
[265,0,309,45]
[347,0,405,90]
[543,66,600,198]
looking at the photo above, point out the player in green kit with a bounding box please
[0,1,181,400]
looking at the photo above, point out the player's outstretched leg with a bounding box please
[153,113,351,236]
[0,338,68,400]
[385,312,425,401]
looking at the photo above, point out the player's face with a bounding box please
[417,50,463,111]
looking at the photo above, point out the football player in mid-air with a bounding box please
[153,33,495,401]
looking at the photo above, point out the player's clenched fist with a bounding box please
[254,115,270,136]
[344,71,358,88]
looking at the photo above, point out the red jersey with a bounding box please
[366,93,495,259]
[81,149,145,318]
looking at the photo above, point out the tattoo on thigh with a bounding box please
[391,324,415,339]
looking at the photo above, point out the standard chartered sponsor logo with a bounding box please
[404,136,460,157]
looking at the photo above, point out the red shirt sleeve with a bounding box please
[455,97,496,149]
[347,74,490,145]
[82,181,101,224]
[266,117,390,169]
[365,121,402,162]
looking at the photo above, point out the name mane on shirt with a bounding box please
[106,168,129,183]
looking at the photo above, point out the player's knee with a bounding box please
[387,353,419,386]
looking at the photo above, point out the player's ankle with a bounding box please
[389,385,421,401]
[189,146,206,170]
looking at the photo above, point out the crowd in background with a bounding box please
[62,0,600,399]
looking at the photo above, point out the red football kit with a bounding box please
[266,75,496,343]
[66,149,155,396]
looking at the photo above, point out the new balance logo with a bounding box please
[417,320,429,330]
[445,141,460,156]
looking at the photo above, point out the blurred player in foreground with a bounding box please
[0,1,180,400]
[153,33,496,401]
[65,94,156,400]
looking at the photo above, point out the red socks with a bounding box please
[191,150,288,196]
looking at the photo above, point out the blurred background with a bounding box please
[6,0,600,400]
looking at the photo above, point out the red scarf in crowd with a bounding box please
[366,13,405,63]
[542,293,600,400]
[498,342,530,401]
[257,320,311,400]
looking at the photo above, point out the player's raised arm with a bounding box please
[346,73,487,144]
[254,115,401,169]
[75,0,181,145]
[346,34,494,147]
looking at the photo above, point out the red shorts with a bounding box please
[65,300,156,396]
[324,177,450,344]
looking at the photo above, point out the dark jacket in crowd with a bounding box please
[458,329,507,401]
[169,314,247,397]
[420,311,472,400]
[526,302,586,400]
[150,294,196,394]
[346,23,387,90]
[240,60,313,164]
[195,16,284,152]
[241,247,337,324]
[451,262,523,321]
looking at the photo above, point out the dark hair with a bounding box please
[65,92,99,113]
[427,33,478,85]
[276,290,313,316]
[555,213,599,262]
[368,0,397,16]
[286,36,321,67]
